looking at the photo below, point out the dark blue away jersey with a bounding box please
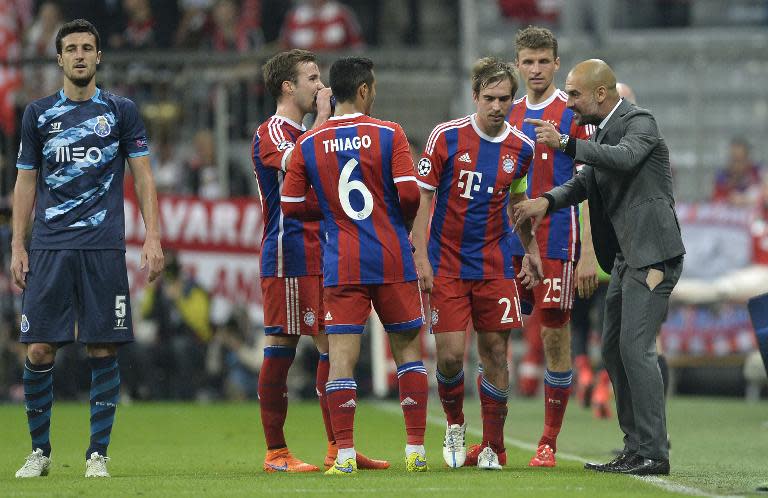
[16,88,149,250]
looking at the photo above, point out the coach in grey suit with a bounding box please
[513,59,685,476]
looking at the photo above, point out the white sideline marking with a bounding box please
[375,402,739,498]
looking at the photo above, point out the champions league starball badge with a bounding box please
[417,157,432,176]
[20,314,30,334]
[277,141,294,151]
[94,115,111,137]
[431,309,439,325]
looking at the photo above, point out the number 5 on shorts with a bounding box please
[115,295,127,329]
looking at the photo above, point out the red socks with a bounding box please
[437,369,465,426]
[316,353,335,443]
[325,378,357,449]
[540,370,573,452]
[398,362,428,445]
[258,346,296,449]
[479,377,508,454]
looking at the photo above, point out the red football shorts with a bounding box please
[513,256,575,319]
[323,281,424,334]
[430,276,522,333]
[261,275,323,336]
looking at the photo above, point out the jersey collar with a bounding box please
[273,114,305,131]
[329,112,363,121]
[57,87,104,104]
[470,113,511,143]
[524,88,560,110]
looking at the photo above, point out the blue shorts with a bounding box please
[20,250,134,345]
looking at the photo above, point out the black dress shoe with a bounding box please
[619,456,670,476]
[584,451,635,472]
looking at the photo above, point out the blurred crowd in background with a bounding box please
[1,0,767,403]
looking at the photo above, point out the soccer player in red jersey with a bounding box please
[506,26,598,467]
[253,50,387,473]
[412,57,542,470]
[281,57,428,475]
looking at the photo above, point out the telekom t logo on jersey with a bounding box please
[457,170,483,199]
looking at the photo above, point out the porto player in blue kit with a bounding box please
[11,19,164,478]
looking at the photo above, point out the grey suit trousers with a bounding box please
[602,253,683,460]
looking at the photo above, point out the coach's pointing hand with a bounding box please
[524,118,560,149]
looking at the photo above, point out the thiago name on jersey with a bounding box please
[322,135,372,153]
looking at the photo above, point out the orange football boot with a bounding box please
[263,447,320,473]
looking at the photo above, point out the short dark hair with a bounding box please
[329,57,374,103]
[262,49,318,100]
[730,137,751,152]
[56,19,101,54]
[471,57,517,98]
[515,25,558,59]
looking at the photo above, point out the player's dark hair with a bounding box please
[515,25,558,59]
[730,137,751,152]
[471,57,517,98]
[262,49,318,100]
[56,19,101,54]
[329,57,374,103]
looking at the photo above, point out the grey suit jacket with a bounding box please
[547,99,685,270]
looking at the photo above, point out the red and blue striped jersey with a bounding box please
[281,113,418,286]
[507,90,595,261]
[417,114,534,280]
[252,115,322,278]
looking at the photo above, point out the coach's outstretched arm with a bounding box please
[508,191,543,289]
[511,167,589,233]
[525,115,659,174]
[129,155,165,282]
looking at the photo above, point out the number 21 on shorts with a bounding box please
[498,296,521,324]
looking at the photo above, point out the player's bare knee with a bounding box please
[437,355,464,377]
[478,342,507,373]
[86,343,118,357]
[27,343,56,365]
[267,334,301,348]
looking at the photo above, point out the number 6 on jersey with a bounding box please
[339,158,373,220]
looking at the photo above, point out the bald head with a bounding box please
[616,82,636,104]
[564,59,621,126]
[569,59,618,97]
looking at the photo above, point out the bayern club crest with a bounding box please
[303,310,316,327]
[20,314,30,334]
[94,115,111,137]
[431,309,439,325]
[502,154,515,173]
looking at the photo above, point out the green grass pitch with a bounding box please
[1,396,766,496]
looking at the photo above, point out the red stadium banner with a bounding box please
[124,183,264,321]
